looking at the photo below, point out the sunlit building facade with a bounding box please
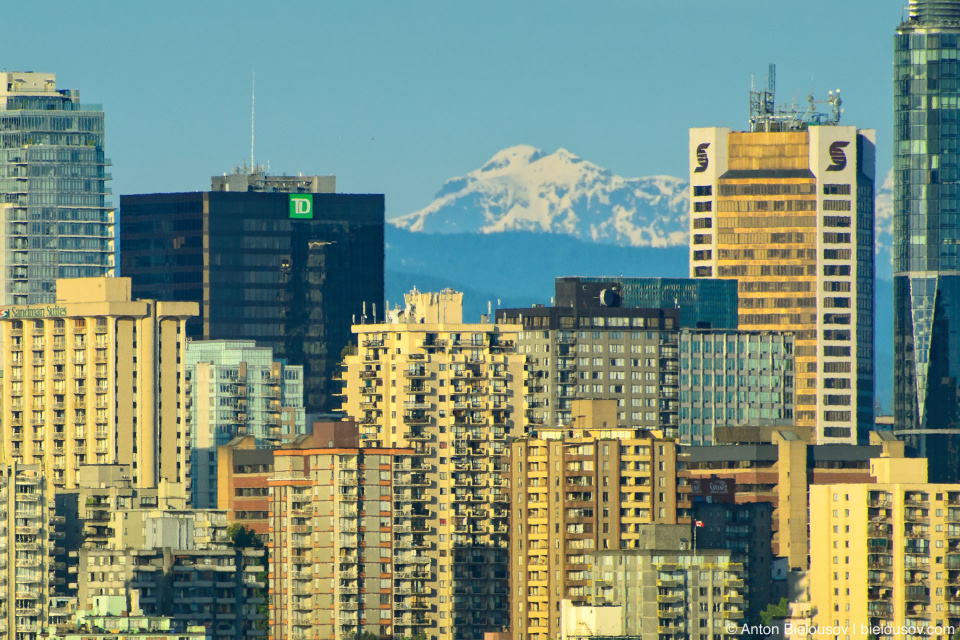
[690,125,876,444]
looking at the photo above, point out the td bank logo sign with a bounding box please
[289,194,314,219]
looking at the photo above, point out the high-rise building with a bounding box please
[268,443,419,640]
[0,277,196,490]
[0,72,115,305]
[894,1,960,482]
[679,328,795,445]
[680,429,910,569]
[555,277,738,329]
[690,501,775,623]
[185,340,306,508]
[120,173,384,412]
[494,305,680,435]
[690,123,876,444]
[584,526,745,640]
[59,465,266,640]
[508,400,680,640]
[0,463,59,640]
[216,421,359,535]
[807,457,960,636]
[339,289,525,640]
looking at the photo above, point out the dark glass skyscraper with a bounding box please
[894,0,960,480]
[120,177,384,413]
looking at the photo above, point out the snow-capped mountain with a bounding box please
[390,145,690,247]
[390,145,896,277]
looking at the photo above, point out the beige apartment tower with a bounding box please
[808,458,960,638]
[339,288,528,640]
[689,126,875,444]
[268,446,418,640]
[509,400,680,640]
[0,277,197,489]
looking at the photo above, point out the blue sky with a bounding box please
[5,1,899,218]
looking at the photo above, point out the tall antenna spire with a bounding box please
[251,70,255,171]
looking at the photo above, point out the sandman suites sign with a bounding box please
[0,305,68,320]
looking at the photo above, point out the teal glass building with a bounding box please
[555,276,738,329]
[0,72,114,305]
[894,1,960,480]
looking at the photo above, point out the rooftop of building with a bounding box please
[211,166,336,194]
[901,0,960,26]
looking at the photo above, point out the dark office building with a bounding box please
[120,183,384,412]
[692,500,774,623]
[894,0,960,481]
[555,276,738,329]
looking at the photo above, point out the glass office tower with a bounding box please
[894,1,960,480]
[0,72,114,305]
[120,177,384,413]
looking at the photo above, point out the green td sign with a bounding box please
[289,194,314,219]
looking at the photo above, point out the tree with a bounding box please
[759,598,789,626]
[227,523,264,549]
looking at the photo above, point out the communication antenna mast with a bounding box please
[251,71,256,172]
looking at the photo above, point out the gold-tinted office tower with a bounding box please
[689,126,875,444]
[0,277,197,489]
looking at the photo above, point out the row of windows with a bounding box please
[681,406,790,420]
[717,232,812,244]
[719,265,815,277]
[680,373,793,389]
[682,389,790,403]
[681,340,787,354]
[719,248,816,261]
[717,215,816,228]
[717,200,816,213]
[718,183,816,196]
[822,200,852,211]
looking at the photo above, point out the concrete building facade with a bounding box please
[339,289,525,640]
[494,305,680,436]
[508,400,680,640]
[808,458,960,638]
[268,446,419,640]
[0,463,61,640]
[585,525,745,640]
[0,277,197,490]
[681,430,909,569]
[690,125,876,444]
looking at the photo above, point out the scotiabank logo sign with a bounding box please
[826,141,849,172]
[689,476,735,501]
[694,143,710,173]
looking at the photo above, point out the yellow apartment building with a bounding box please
[509,399,680,640]
[268,445,417,640]
[809,457,960,638]
[0,277,197,489]
[339,288,528,640]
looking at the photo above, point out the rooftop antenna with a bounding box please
[251,70,256,172]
